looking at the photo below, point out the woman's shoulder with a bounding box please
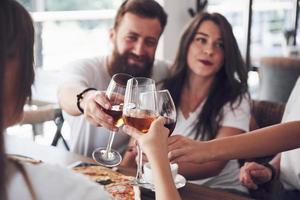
[21,162,111,200]
[225,93,251,111]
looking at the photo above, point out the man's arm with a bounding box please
[57,82,90,116]
[57,82,117,131]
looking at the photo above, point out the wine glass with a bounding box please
[123,77,157,184]
[156,89,177,136]
[92,73,133,167]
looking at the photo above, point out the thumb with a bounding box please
[150,116,167,131]
[122,125,142,140]
[152,116,166,127]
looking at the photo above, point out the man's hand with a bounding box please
[239,162,273,190]
[82,90,118,131]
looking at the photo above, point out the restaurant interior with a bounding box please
[4,0,300,199]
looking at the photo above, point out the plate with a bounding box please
[140,174,186,191]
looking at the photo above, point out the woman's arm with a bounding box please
[168,127,244,179]
[123,117,181,200]
[170,121,300,164]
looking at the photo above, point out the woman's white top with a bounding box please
[7,161,112,200]
[280,76,300,191]
[173,95,250,193]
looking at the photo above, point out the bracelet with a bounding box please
[262,162,276,183]
[76,88,97,113]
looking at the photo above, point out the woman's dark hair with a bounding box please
[164,12,248,140]
[114,0,168,33]
[0,0,35,199]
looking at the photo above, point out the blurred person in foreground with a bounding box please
[57,0,169,158]
[0,1,111,199]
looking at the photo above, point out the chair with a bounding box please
[250,100,285,131]
[246,100,286,200]
[22,100,69,150]
[259,56,300,103]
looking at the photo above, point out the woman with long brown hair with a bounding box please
[0,1,110,199]
[163,12,250,193]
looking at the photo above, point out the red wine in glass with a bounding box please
[164,117,176,136]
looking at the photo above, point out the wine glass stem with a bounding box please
[104,131,116,159]
[136,144,143,182]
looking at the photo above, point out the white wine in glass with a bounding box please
[123,77,157,184]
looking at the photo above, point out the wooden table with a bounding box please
[5,135,252,200]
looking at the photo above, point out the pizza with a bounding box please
[73,164,140,200]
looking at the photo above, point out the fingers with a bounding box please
[123,125,143,140]
[168,135,182,146]
[239,162,271,189]
[240,169,258,190]
[93,91,111,109]
[150,116,166,129]
[85,106,117,131]
[168,148,191,163]
[149,116,169,136]
[243,162,272,183]
[168,135,189,152]
[250,169,271,180]
[239,163,257,189]
[83,91,120,130]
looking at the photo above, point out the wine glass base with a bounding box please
[92,148,122,167]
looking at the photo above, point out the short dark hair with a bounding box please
[113,0,167,33]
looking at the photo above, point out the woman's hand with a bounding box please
[122,117,169,156]
[168,135,211,164]
[239,162,273,190]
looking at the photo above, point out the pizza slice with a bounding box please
[73,164,140,200]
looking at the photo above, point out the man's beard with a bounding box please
[109,47,154,78]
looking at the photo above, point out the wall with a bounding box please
[156,0,194,62]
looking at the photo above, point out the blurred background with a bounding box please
[9,0,300,149]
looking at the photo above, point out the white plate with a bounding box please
[141,174,186,191]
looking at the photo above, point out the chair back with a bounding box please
[259,56,300,103]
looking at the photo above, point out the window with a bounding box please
[207,0,296,98]
[207,0,295,66]
[17,0,123,70]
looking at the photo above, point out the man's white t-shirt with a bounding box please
[280,76,300,191]
[7,161,111,200]
[173,96,250,193]
[60,55,170,156]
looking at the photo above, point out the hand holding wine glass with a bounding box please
[123,117,169,157]
[123,77,157,184]
[92,73,132,167]
[138,89,177,164]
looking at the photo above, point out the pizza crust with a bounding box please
[73,165,141,200]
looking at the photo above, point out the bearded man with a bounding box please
[57,0,169,158]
